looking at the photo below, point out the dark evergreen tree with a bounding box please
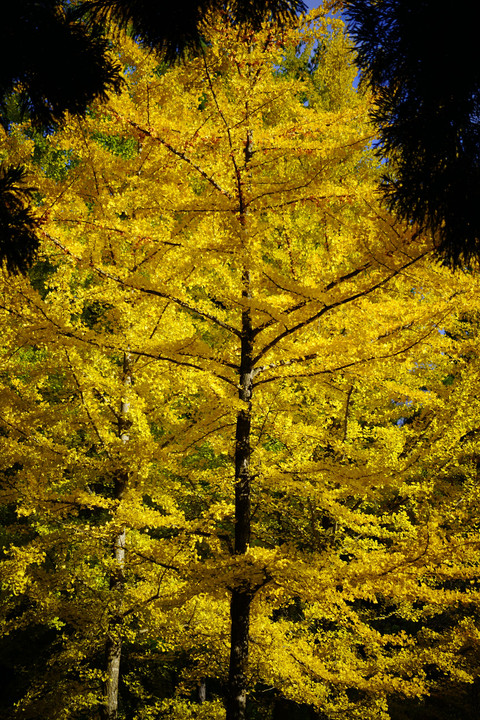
[82,0,305,61]
[343,0,480,267]
[0,1,121,128]
[0,166,39,275]
[0,1,122,273]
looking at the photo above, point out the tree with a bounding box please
[1,0,307,128]
[0,165,39,274]
[82,0,306,60]
[342,0,480,268]
[0,1,122,129]
[1,9,480,720]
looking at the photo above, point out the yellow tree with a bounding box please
[1,8,480,720]
[0,274,201,717]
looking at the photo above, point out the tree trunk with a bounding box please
[227,586,254,720]
[227,271,254,720]
[102,352,131,720]
[103,542,124,719]
[197,678,207,703]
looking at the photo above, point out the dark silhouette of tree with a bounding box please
[0,166,39,274]
[0,1,122,273]
[1,1,121,128]
[82,0,305,62]
[343,0,480,268]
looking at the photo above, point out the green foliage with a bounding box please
[91,131,139,159]
[31,132,79,181]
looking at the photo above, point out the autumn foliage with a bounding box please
[0,8,480,720]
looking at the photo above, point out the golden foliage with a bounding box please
[1,8,480,719]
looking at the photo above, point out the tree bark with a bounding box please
[197,678,207,703]
[102,351,131,720]
[227,271,254,720]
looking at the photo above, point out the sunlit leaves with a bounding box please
[0,8,480,720]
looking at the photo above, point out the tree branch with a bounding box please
[253,253,426,365]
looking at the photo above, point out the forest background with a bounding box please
[1,5,480,720]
